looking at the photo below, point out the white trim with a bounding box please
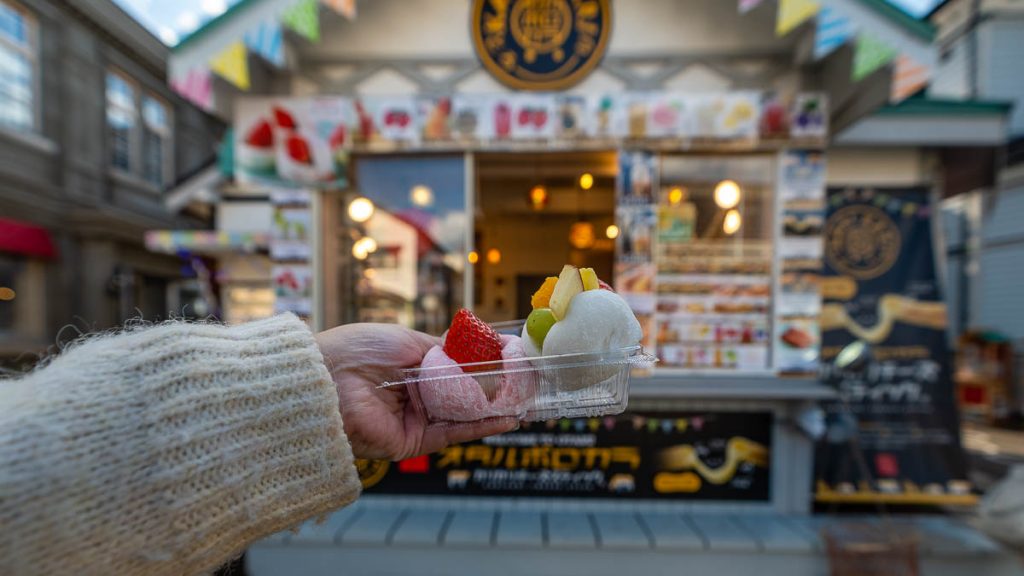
[834,115,1008,146]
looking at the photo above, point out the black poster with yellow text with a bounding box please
[814,187,974,505]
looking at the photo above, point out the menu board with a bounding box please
[357,412,772,501]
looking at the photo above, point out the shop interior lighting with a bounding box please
[0,287,14,301]
[486,248,501,264]
[352,236,378,259]
[467,250,479,264]
[569,221,596,250]
[579,173,594,190]
[723,209,742,235]
[606,224,620,239]
[529,185,548,211]
[410,185,434,207]
[363,268,377,279]
[714,180,741,209]
[668,186,685,205]
[348,197,375,222]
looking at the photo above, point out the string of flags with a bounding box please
[740,0,935,103]
[171,0,358,111]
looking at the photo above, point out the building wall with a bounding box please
[0,0,223,361]
[931,40,971,99]
[978,166,1024,341]
[977,17,1024,136]
[826,148,932,186]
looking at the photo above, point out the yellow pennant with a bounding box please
[210,41,250,91]
[776,0,820,36]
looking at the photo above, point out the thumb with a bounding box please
[418,417,520,455]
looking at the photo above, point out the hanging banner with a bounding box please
[890,55,930,103]
[813,5,856,60]
[244,20,285,67]
[776,0,820,37]
[851,33,897,82]
[170,68,213,111]
[283,0,320,42]
[815,187,974,505]
[209,41,250,90]
[356,412,772,500]
[321,0,356,20]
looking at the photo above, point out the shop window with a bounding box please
[0,0,37,132]
[0,254,45,343]
[654,155,775,371]
[341,155,468,334]
[106,70,173,186]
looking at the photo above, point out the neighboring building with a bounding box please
[0,0,224,365]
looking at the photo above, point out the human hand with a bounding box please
[315,323,519,461]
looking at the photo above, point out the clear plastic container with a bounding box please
[380,320,658,425]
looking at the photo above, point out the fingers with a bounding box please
[417,417,519,455]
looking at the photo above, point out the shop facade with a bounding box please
[156,0,1003,515]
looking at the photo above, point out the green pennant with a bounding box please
[852,33,896,82]
[283,0,320,42]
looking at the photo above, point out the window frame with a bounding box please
[106,68,139,174]
[141,92,173,187]
[106,68,175,188]
[0,0,40,133]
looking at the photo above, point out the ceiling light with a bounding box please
[714,180,741,210]
[347,197,375,222]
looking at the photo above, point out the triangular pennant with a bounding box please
[890,55,931,102]
[171,68,213,110]
[283,0,320,42]
[813,6,856,59]
[321,0,356,20]
[244,20,285,67]
[852,33,897,82]
[777,0,820,37]
[209,41,250,90]
[738,0,764,13]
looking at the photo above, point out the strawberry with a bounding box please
[444,309,503,372]
[273,106,297,129]
[598,279,615,292]
[245,119,274,148]
[329,124,347,149]
[286,134,313,164]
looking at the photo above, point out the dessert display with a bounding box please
[402,265,649,424]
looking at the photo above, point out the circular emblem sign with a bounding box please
[354,459,390,490]
[825,205,902,280]
[472,0,612,91]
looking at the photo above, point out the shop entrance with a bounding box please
[472,151,617,322]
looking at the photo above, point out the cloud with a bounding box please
[200,0,227,16]
[157,26,178,45]
[176,11,200,33]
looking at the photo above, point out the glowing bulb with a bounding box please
[723,209,742,235]
[364,268,377,279]
[714,180,741,209]
[606,224,620,239]
[0,287,14,301]
[352,242,369,260]
[467,250,479,264]
[347,197,375,222]
[410,185,434,207]
[669,186,685,205]
[486,248,501,264]
[529,185,548,210]
[356,236,378,254]
[579,173,594,190]
[569,221,596,250]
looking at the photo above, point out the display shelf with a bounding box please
[630,373,836,400]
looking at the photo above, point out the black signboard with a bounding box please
[814,187,974,505]
[357,412,772,501]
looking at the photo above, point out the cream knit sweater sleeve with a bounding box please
[0,314,362,576]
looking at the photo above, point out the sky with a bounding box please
[114,0,944,48]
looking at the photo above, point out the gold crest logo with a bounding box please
[354,459,390,490]
[825,205,901,280]
[472,0,612,90]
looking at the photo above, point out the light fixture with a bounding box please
[606,224,620,239]
[569,221,596,250]
[529,185,548,211]
[723,209,742,235]
[486,248,501,264]
[410,184,434,207]
[714,180,741,209]
[363,268,377,279]
[668,186,685,205]
[579,173,594,190]
[467,250,479,264]
[352,236,378,259]
[0,287,14,301]
[347,196,375,222]
[359,237,378,253]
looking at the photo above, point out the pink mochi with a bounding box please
[416,334,535,422]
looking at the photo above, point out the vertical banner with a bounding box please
[616,151,658,363]
[815,187,974,505]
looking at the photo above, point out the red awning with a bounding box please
[0,218,57,259]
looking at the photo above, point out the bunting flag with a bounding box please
[890,54,931,102]
[244,20,285,67]
[283,0,320,42]
[321,0,357,20]
[813,5,856,60]
[209,41,250,90]
[170,68,213,110]
[851,33,897,82]
[776,0,820,37]
[738,0,764,13]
